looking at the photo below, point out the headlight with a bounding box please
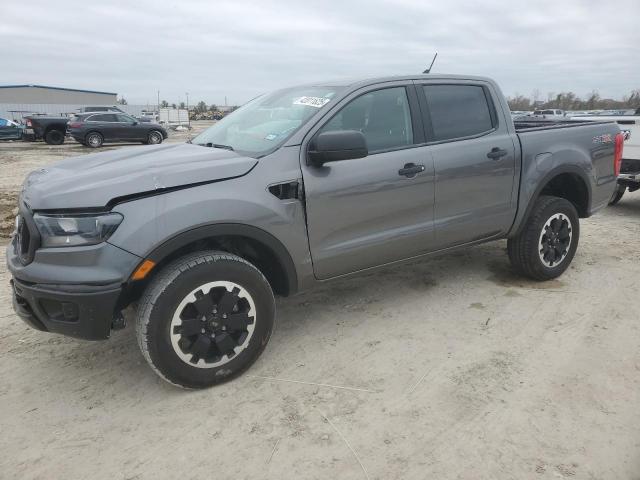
[34,212,123,247]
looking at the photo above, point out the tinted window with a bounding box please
[320,87,413,152]
[116,114,135,122]
[88,114,117,122]
[423,85,494,141]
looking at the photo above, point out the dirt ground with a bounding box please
[1,130,639,479]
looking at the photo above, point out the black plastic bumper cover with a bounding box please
[10,278,121,340]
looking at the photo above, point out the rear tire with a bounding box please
[136,251,275,389]
[44,129,65,145]
[85,132,103,148]
[609,185,625,205]
[507,195,580,281]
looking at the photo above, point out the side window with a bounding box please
[87,114,107,122]
[423,85,494,142]
[116,114,134,123]
[319,87,413,152]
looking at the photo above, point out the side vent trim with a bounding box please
[269,181,300,200]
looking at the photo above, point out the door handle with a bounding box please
[487,147,508,160]
[398,163,425,178]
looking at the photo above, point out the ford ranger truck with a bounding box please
[7,75,623,388]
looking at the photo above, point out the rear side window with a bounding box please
[423,85,494,141]
[88,114,117,122]
[320,86,413,152]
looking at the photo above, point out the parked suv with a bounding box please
[67,113,168,147]
[7,74,622,388]
[77,106,126,114]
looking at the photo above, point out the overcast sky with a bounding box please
[2,0,638,106]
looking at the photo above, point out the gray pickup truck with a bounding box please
[7,74,622,388]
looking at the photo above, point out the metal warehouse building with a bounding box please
[0,85,117,104]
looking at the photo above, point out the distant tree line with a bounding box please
[507,89,640,111]
[157,99,225,112]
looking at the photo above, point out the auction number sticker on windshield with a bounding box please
[293,96,330,108]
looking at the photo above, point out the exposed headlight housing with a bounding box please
[34,212,123,247]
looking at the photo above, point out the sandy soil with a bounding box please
[0,132,639,479]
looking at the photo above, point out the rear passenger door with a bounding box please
[416,82,516,248]
[87,114,119,140]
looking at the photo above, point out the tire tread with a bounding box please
[135,250,273,389]
[507,195,579,281]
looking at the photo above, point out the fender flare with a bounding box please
[144,223,298,295]
[509,165,592,237]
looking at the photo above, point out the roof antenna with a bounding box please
[423,52,438,74]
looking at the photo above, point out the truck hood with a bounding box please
[22,143,257,210]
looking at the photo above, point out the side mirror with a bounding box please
[309,130,368,166]
[132,121,139,125]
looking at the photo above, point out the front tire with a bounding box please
[507,196,580,281]
[146,130,163,145]
[135,251,275,389]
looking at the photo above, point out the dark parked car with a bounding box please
[76,106,126,114]
[67,113,168,147]
[0,118,24,140]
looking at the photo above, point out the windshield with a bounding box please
[191,86,343,158]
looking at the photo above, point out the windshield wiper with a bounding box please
[203,142,234,151]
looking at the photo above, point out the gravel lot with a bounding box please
[1,128,639,479]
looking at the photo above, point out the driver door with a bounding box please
[115,114,140,141]
[300,83,437,280]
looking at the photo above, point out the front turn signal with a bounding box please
[132,259,156,280]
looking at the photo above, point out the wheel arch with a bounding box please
[510,165,592,237]
[44,124,65,135]
[133,224,298,299]
[84,130,103,140]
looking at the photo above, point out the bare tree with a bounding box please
[507,94,531,111]
[196,101,207,113]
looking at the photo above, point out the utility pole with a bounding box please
[157,90,160,111]
[185,92,190,127]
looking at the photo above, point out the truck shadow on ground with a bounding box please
[33,240,546,394]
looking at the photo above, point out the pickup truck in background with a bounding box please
[571,109,639,204]
[7,74,622,388]
[533,109,566,119]
[23,115,70,145]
